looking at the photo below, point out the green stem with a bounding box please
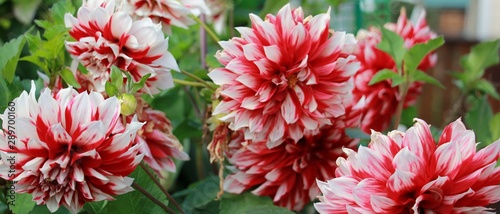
[131,182,176,214]
[139,163,185,214]
[180,70,216,90]
[393,82,409,130]
[191,14,221,45]
[174,78,206,88]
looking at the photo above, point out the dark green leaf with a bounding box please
[0,78,9,109]
[181,175,220,212]
[220,192,294,214]
[60,68,81,89]
[412,70,444,88]
[83,200,108,214]
[464,95,493,146]
[460,39,500,80]
[20,55,48,73]
[404,36,444,73]
[368,69,401,86]
[489,113,500,143]
[474,79,500,99]
[377,28,405,69]
[11,193,36,214]
[0,35,26,83]
[105,165,167,214]
[28,204,70,214]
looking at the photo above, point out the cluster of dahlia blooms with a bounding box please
[65,0,179,95]
[315,118,500,213]
[209,3,364,211]
[0,0,191,212]
[65,0,188,177]
[0,84,144,212]
[353,9,437,133]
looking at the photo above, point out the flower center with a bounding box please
[418,188,444,210]
[287,74,299,88]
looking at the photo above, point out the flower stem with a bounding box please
[442,93,466,126]
[174,78,206,88]
[131,182,176,214]
[139,162,185,214]
[191,14,221,44]
[393,82,409,130]
[180,70,216,90]
[200,14,207,70]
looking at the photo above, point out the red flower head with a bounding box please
[132,101,190,177]
[0,83,144,212]
[315,118,500,213]
[224,99,365,211]
[65,0,179,95]
[209,4,359,148]
[354,9,437,133]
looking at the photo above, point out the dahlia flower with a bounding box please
[0,83,144,213]
[354,9,437,133]
[123,0,210,34]
[224,99,364,211]
[205,0,230,34]
[315,118,500,213]
[65,0,179,95]
[131,99,189,177]
[209,4,359,148]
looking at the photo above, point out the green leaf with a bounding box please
[28,204,70,214]
[60,68,81,88]
[404,36,444,73]
[412,70,444,88]
[464,95,493,146]
[180,175,220,212]
[368,69,401,86]
[110,66,124,89]
[474,79,500,99]
[489,113,500,143]
[377,28,406,69]
[0,35,26,83]
[0,78,9,109]
[130,73,152,94]
[83,200,108,214]
[11,193,36,214]
[105,82,119,97]
[460,39,500,80]
[105,165,167,214]
[220,192,294,214]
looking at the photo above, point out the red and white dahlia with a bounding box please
[205,0,230,34]
[0,83,144,213]
[224,100,364,211]
[131,100,190,177]
[315,118,500,213]
[123,0,210,34]
[353,9,437,133]
[209,4,359,148]
[65,0,179,95]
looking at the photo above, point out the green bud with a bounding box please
[119,94,137,116]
